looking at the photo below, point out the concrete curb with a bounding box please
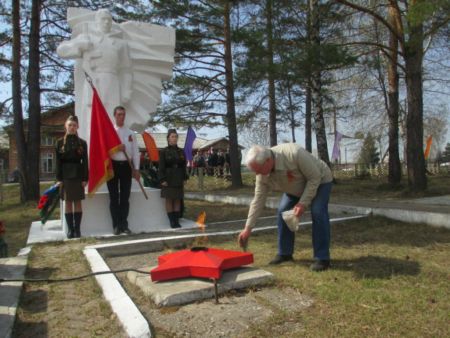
[186,193,450,229]
[0,256,28,338]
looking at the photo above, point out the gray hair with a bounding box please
[245,145,271,168]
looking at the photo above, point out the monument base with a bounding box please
[62,187,179,236]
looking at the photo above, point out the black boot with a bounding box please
[65,213,75,239]
[74,212,82,238]
[167,212,181,229]
[173,211,182,228]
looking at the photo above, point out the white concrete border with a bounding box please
[187,192,450,229]
[371,208,450,229]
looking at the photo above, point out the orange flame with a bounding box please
[196,211,206,231]
[193,211,208,248]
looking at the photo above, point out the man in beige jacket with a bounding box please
[238,143,333,271]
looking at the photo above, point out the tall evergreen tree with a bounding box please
[153,0,243,187]
[358,132,380,167]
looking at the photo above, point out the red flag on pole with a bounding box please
[88,88,122,195]
[142,130,159,162]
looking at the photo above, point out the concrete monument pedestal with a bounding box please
[62,187,186,236]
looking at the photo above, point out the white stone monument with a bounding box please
[57,7,175,139]
[55,8,192,237]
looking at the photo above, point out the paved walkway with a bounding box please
[186,192,450,229]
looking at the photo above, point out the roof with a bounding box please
[135,133,244,150]
[136,133,208,150]
[198,137,244,150]
[4,102,74,132]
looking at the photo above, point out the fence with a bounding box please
[332,162,450,179]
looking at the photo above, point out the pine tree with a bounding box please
[442,143,450,163]
[152,0,243,187]
[358,132,380,167]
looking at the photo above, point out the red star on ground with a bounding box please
[150,247,254,282]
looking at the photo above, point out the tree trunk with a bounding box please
[386,4,401,185]
[286,78,296,143]
[223,0,242,188]
[305,83,312,152]
[26,0,42,200]
[404,21,426,191]
[266,0,277,146]
[12,0,29,203]
[310,0,330,165]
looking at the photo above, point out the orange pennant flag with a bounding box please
[88,88,122,195]
[424,135,432,160]
[142,130,159,162]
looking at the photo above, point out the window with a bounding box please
[0,158,4,170]
[41,152,54,173]
[41,135,54,146]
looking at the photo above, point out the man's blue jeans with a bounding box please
[277,182,332,260]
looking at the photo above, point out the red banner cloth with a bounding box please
[88,88,122,195]
[142,131,159,162]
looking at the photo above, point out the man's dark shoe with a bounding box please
[122,228,132,235]
[310,259,330,272]
[269,254,293,265]
[113,227,121,235]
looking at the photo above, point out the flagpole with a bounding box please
[123,151,149,200]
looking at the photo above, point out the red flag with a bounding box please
[88,88,122,195]
[142,130,159,162]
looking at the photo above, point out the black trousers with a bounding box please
[107,160,132,230]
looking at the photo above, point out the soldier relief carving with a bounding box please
[57,8,175,139]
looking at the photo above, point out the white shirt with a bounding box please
[111,125,140,170]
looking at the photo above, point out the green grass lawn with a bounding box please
[0,183,56,256]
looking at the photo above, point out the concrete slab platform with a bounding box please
[128,266,274,307]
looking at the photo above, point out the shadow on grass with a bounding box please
[12,318,47,338]
[332,255,420,279]
[11,266,56,337]
[331,216,450,247]
[295,255,420,279]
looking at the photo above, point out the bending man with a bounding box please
[238,143,333,271]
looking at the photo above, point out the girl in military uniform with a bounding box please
[56,115,89,238]
[158,129,188,228]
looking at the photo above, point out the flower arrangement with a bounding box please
[37,183,60,224]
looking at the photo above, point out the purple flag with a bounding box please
[331,131,343,161]
[184,126,196,161]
